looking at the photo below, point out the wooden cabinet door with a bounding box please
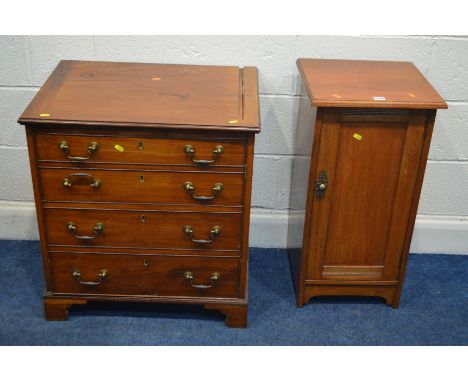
[306,109,428,281]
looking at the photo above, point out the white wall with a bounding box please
[1,35,467,253]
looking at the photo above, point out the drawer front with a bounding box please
[35,134,246,167]
[50,253,239,298]
[45,208,242,250]
[39,168,244,206]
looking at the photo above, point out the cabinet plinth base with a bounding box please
[43,296,248,328]
[299,284,401,309]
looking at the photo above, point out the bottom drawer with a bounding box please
[49,253,239,298]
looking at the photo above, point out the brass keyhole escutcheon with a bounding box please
[143,259,149,267]
[140,215,146,223]
[138,141,144,150]
[139,175,145,183]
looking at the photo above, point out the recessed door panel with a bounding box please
[324,122,406,266]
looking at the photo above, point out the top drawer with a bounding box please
[34,134,246,167]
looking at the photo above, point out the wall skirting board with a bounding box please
[0,202,467,255]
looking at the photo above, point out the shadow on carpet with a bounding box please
[0,240,466,345]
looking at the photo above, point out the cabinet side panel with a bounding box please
[384,110,432,280]
[287,79,318,297]
[393,110,435,306]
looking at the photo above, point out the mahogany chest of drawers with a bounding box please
[288,59,447,308]
[19,60,260,327]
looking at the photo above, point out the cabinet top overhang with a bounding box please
[297,58,447,109]
[18,60,260,132]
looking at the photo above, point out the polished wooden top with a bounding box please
[19,60,260,132]
[297,58,447,109]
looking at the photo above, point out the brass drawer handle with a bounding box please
[315,171,328,199]
[71,268,108,286]
[59,140,99,161]
[184,271,220,289]
[62,173,102,189]
[67,222,105,240]
[184,144,224,165]
[183,225,221,244]
[183,181,224,201]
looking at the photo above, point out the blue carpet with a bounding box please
[0,240,466,345]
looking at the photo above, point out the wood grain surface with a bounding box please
[19,61,260,131]
[297,58,447,109]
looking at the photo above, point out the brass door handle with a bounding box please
[58,140,99,161]
[183,225,221,243]
[183,182,224,200]
[67,222,105,240]
[184,271,220,289]
[62,173,102,189]
[315,171,328,199]
[183,144,224,165]
[71,268,108,286]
